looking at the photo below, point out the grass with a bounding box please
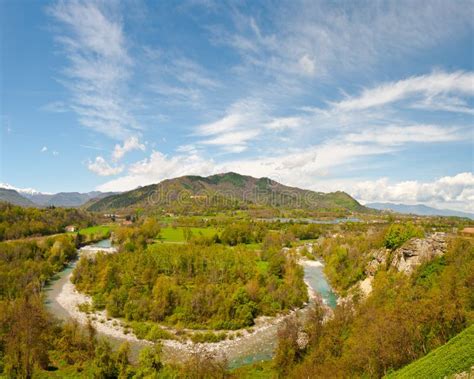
[78,225,111,237]
[385,324,474,379]
[157,226,219,243]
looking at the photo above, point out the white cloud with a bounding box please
[52,151,60,156]
[194,99,265,152]
[41,146,48,153]
[50,1,138,139]
[265,117,304,130]
[298,54,316,76]
[97,151,216,191]
[344,124,463,146]
[196,114,243,136]
[411,95,474,115]
[202,129,260,148]
[333,71,474,111]
[112,136,146,161]
[87,156,123,176]
[351,173,474,212]
[96,140,391,192]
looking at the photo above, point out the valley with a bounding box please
[0,173,472,378]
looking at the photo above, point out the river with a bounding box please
[44,240,337,367]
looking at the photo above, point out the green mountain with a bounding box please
[87,172,367,213]
[0,188,36,207]
[385,325,474,379]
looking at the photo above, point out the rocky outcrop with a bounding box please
[365,248,390,276]
[390,232,447,274]
[353,233,448,299]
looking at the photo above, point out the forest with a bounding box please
[72,242,308,330]
[0,200,472,378]
[0,203,93,241]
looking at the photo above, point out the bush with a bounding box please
[384,222,424,250]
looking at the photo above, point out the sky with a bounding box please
[1,0,473,212]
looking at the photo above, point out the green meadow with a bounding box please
[157,226,219,242]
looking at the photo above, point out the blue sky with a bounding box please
[1,0,473,211]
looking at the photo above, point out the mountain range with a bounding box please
[0,185,116,208]
[2,175,471,219]
[86,172,367,213]
[367,202,474,220]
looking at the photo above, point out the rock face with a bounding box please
[365,248,391,276]
[355,233,448,298]
[390,232,447,274]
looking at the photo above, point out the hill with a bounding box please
[0,188,36,207]
[87,172,367,213]
[385,325,474,379]
[367,202,474,219]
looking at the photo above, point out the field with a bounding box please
[157,226,219,242]
[78,225,111,236]
[385,325,474,378]
[77,225,112,242]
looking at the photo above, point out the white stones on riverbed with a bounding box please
[53,242,329,363]
[56,269,148,344]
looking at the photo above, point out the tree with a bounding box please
[384,222,423,250]
[135,345,163,378]
[3,295,50,379]
[274,316,302,377]
[92,339,118,379]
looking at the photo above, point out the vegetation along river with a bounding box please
[44,239,338,368]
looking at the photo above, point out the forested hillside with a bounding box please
[87,172,367,214]
[275,237,474,378]
[0,202,94,241]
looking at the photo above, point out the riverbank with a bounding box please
[47,241,337,366]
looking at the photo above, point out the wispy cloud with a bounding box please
[333,71,474,111]
[196,114,243,136]
[265,117,304,131]
[209,1,473,86]
[144,47,220,108]
[343,124,463,146]
[194,99,265,152]
[40,101,69,113]
[49,0,138,139]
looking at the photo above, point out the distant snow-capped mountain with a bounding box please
[0,184,117,207]
[0,183,49,196]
